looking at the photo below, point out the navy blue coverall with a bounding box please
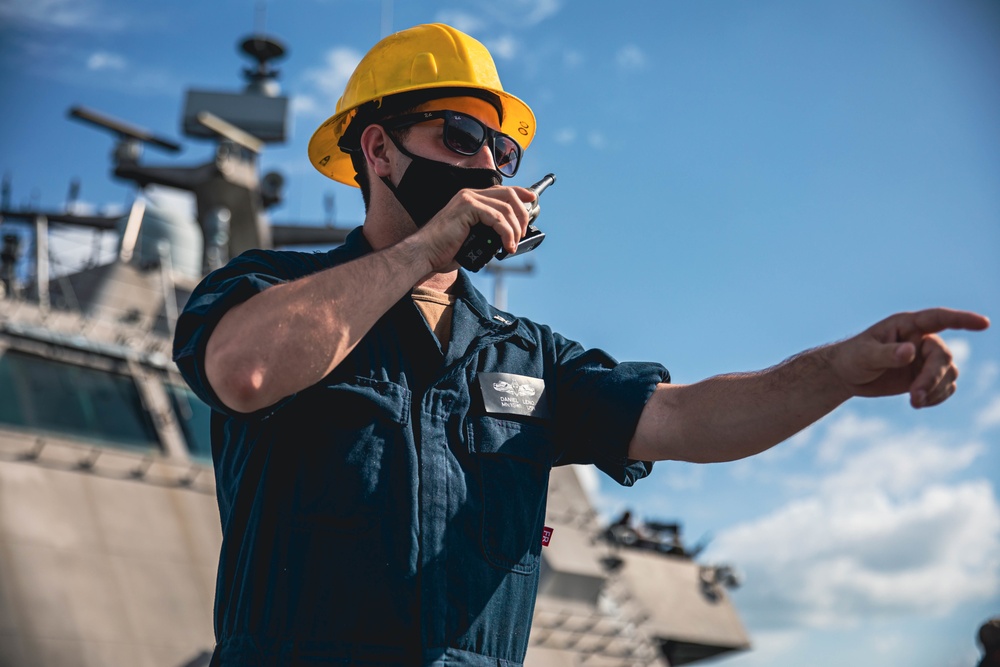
[173,227,669,666]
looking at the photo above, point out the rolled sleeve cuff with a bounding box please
[173,266,285,416]
[591,361,670,486]
[557,356,670,487]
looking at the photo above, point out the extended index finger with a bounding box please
[904,308,991,336]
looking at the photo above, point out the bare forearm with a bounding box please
[629,347,852,463]
[206,236,432,413]
[630,308,990,463]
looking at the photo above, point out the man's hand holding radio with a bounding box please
[411,185,536,273]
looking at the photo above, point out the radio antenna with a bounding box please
[254,1,267,35]
[381,0,393,37]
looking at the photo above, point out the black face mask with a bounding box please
[381,132,503,228]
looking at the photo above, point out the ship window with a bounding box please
[166,384,212,463]
[0,349,160,451]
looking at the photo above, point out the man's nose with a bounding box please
[468,141,497,171]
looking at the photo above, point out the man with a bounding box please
[173,23,989,667]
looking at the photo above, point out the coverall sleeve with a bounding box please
[548,331,670,486]
[172,249,327,417]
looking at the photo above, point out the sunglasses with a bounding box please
[382,110,522,177]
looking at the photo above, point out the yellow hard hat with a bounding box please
[308,23,536,186]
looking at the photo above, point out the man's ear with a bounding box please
[359,124,393,178]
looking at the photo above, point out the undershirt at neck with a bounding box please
[411,285,457,354]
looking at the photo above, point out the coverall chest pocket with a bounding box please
[287,377,410,527]
[467,416,552,574]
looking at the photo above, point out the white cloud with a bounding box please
[659,461,704,491]
[65,199,97,216]
[0,0,124,31]
[819,428,983,496]
[515,0,562,26]
[707,415,1000,629]
[438,0,561,33]
[940,337,999,399]
[86,51,126,71]
[815,412,890,463]
[872,632,904,656]
[299,47,363,118]
[616,44,646,70]
[785,423,815,450]
[713,482,1000,628]
[484,35,518,61]
[25,41,179,96]
[724,629,802,667]
[976,395,1000,430]
[563,50,584,68]
[943,336,972,368]
[100,203,125,218]
[94,67,179,96]
[587,131,606,149]
[977,361,1000,395]
[290,95,320,117]
[434,11,485,35]
[553,128,576,145]
[528,127,608,149]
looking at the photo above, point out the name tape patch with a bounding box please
[478,373,549,419]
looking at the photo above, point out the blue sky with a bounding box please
[2,0,998,665]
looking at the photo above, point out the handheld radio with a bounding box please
[455,173,556,272]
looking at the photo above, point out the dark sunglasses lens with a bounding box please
[443,113,520,176]
[444,115,486,155]
[494,136,520,176]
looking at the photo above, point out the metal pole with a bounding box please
[494,271,507,311]
[119,198,147,263]
[484,261,535,311]
[158,240,178,338]
[34,214,49,311]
